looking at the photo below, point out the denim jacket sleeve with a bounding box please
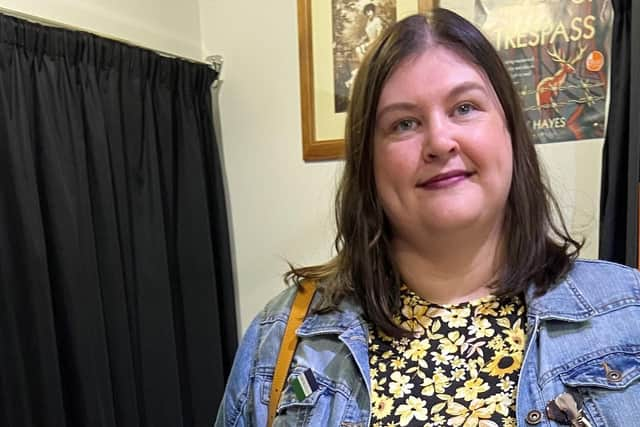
[215,314,262,427]
[214,285,371,427]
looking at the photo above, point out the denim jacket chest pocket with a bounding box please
[558,351,640,425]
[259,366,364,426]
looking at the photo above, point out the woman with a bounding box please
[356,3,386,61]
[217,9,640,427]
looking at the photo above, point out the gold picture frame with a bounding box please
[297,0,438,161]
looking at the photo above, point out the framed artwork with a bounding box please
[442,0,612,144]
[297,0,438,161]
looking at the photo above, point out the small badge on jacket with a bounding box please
[290,369,319,401]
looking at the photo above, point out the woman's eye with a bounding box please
[455,103,476,116]
[393,119,418,132]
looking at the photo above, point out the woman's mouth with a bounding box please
[418,170,474,190]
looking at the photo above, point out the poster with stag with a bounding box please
[471,0,612,144]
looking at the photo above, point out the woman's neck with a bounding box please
[391,226,504,305]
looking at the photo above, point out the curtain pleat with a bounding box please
[0,13,237,427]
[600,0,640,265]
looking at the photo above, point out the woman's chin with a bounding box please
[421,213,482,233]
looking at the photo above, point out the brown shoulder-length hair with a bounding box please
[286,9,582,337]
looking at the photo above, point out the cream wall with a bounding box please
[0,0,203,60]
[536,140,602,259]
[198,0,342,333]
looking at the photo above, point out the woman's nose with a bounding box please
[421,115,459,161]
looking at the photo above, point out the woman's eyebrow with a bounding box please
[447,81,489,99]
[376,81,490,119]
[376,102,418,120]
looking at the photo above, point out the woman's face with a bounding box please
[373,46,513,244]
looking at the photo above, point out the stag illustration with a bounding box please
[535,44,586,116]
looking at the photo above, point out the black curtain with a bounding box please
[600,0,640,265]
[0,13,237,427]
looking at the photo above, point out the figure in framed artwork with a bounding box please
[332,0,396,113]
[355,3,385,61]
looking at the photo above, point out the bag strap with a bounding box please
[267,280,317,427]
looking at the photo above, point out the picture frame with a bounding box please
[297,0,439,161]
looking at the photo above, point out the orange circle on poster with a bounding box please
[586,50,604,72]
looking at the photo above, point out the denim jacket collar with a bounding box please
[297,295,366,338]
[526,261,640,322]
[297,260,640,336]
[524,275,596,322]
[296,279,595,339]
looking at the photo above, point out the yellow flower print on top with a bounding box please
[439,306,471,328]
[476,300,499,316]
[395,396,428,426]
[482,350,523,378]
[439,331,466,354]
[403,338,430,362]
[498,377,515,392]
[504,319,525,351]
[468,317,495,339]
[420,371,450,396]
[454,377,491,401]
[446,399,499,427]
[485,392,513,417]
[432,351,454,366]
[368,286,526,427]
[390,356,406,370]
[487,335,505,352]
[372,393,394,419]
[499,303,515,316]
[389,372,413,398]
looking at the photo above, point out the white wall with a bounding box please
[198,0,342,333]
[0,0,203,60]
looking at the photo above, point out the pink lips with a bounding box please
[419,170,473,190]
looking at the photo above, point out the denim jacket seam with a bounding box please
[301,316,365,335]
[240,306,269,423]
[260,312,289,328]
[533,299,640,321]
[565,275,596,314]
[538,344,640,386]
[581,393,606,427]
[519,325,546,421]
[228,389,248,427]
[632,266,640,298]
[527,264,640,320]
[533,311,592,321]
[298,328,347,337]
[594,298,640,313]
[566,272,640,313]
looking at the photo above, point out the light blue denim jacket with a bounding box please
[216,260,640,426]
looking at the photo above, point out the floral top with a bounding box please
[368,285,526,427]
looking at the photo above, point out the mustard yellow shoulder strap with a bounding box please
[267,280,317,427]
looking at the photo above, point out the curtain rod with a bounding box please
[0,7,223,73]
[206,55,224,74]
